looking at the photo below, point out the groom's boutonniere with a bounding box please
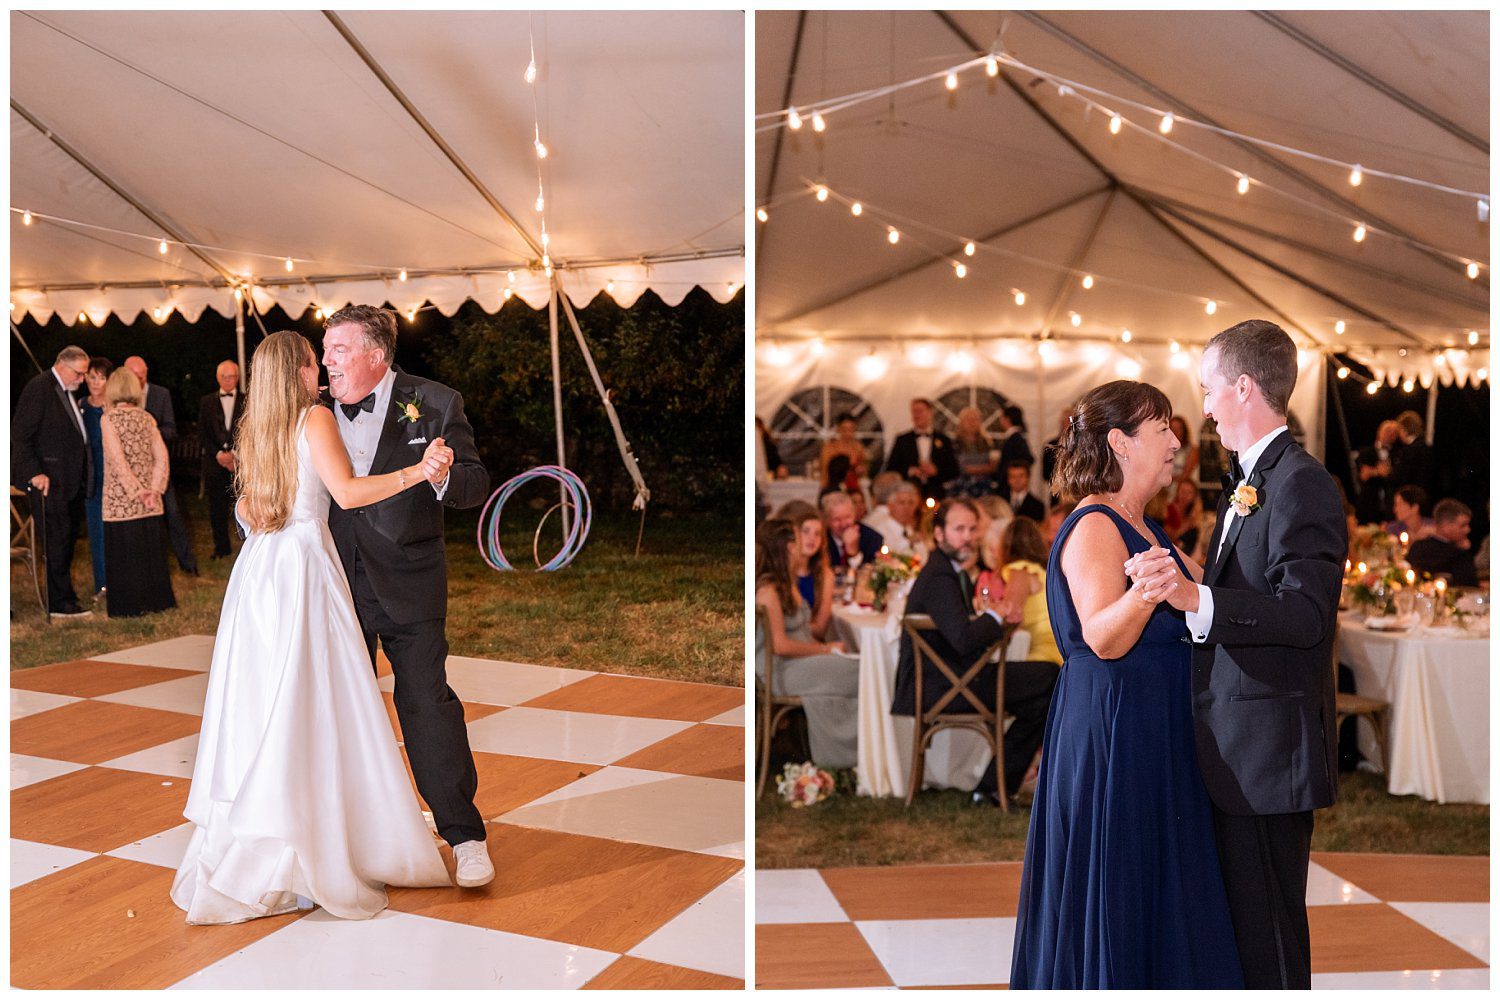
[1230,483,1262,517]
[398,393,424,425]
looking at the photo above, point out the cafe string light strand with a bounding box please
[478,466,593,572]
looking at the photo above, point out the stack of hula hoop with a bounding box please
[477,465,592,571]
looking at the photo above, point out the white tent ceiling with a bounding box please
[755,10,1489,369]
[10,10,744,326]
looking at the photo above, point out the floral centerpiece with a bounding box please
[1347,562,1411,615]
[1350,525,1402,567]
[776,762,834,807]
[869,550,920,611]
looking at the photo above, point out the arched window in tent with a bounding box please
[769,386,885,482]
[934,387,1014,438]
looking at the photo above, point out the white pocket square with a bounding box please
[408,436,428,445]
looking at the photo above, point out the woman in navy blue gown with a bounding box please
[1010,381,1242,989]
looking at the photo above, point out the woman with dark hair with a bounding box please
[996,517,1061,666]
[1010,381,1241,988]
[81,356,114,599]
[754,518,859,769]
[772,499,834,641]
[1384,484,1435,541]
[820,412,867,493]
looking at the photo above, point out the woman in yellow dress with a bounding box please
[998,516,1063,666]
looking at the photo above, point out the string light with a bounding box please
[406,308,418,322]
[503,287,513,301]
[1081,274,1094,290]
[756,207,769,223]
[536,190,545,213]
[1402,379,1415,393]
[22,210,32,226]
[543,253,553,277]
[158,239,168,254]
[1337,366,1350,379]
[1466,261,1480,280]
[605,280,614,296]
[1236,174,1250,196]
[963,240,975,256]
[810,336,826,357]
[815,184,829,202]
[77,311,87,323]
[152,307,164,321]
[398,268,408,282]
[1335,320,1346,334]
[1204,299,1218,315]
[1069,311,1082,327]
[1169,340,1180,354]
[1478,367,1489,381]
[541,230,550,248]
[1353,223,1367,243]
[1366,381,1379,395]
[887,227,900,245]
[1013,290,1026,306]
[284,257,294,272]
[1468,330,1480,346]
[811,111,826,133]
[534,138,548,159]
[233,287,243,302]
[985,55,999,77]
[1120,329,1132,343]
[953,262,967,279]
[850,201,863,216]
[1109,114,1122,135]
[524,59,537,84]
[857,349,888,380]
[1158,112,1174,134]
[945,71,959,91]
[1349,164,1363,187]
[787,107,803,130]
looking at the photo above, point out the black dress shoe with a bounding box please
[50,602,92,619]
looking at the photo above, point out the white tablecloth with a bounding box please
[833,604,1030,798]
[1339,617,1489,804]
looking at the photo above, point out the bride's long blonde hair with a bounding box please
[235,330,319,532]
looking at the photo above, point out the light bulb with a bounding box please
[524,59,537,84]
[887,227,900,245]
[1013,290,1026,306]
[406,309,417,322]
[534,139,548,159]
[1205,300,1218,315]
[810,337,826,357]
[1159,112,1174,134]
[153,307,163,321]
[945,71,958,92]
[756,207,769,223]
[1467,330,1480,345]
[954,262,967,279]
[1349,164,1363,187]
[159,239,169,254]
[815,184,829,202]
[1116,357,1142,379]
[1169,340,1180,354]
[541,230,550,248]
[1366,381,1379,395]
[543,253,552,277]
[1120,329,1133,343]
[1353,223,1367,243]
[1478,367,1489,381]
[606,280,614,295]
[535,193,545,212]
[1337,366,1350,379]
[811,111,826,133]
[1402,379,1415,393]
[1170,351,1190,370]
[1069,311,1082,327]
[1081,274,1094,290]
[964,241,975,256]
[22,210,32,226]
[78,311,88,323]
[398,269,408,283]
[985,55,999,77]
[1466,261,1480,280]
[1335,320,1346,334]
[1109,114,1122,135]
[1236,174,1250,195]
[503,287,513,300]
[507,270,516,284]
[787,107,803,130]
[233,287,243,302]
[850,201,862,216]
[926,497,937,509]
[857,351,888,380]
[284,257,294,272]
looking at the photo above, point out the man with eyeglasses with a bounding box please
[12,345,95,617]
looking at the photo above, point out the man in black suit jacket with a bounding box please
[11,346,94,616]
[1135,320,1345,988]
[1406,499,1478,587]
[1002,461,1045,522]
[124,356,198,575]
[884,397,959,502]
[198,360,245,558]
[320,305,494,887]
[997,404,1034,471]
[1389,409,1436,496]
[821,490,883,567]
[891,499,1059,804]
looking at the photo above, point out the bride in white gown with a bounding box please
[172,330,451,924]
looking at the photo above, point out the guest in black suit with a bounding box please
[1002,461,1045,522]
[1352,447,1392,525]
[891,498,1059,805]
[1389,410,1435,496]
[821,490,883,568]
[997,404,1034,471]
[123,356,198,575]
[1133,320,1345,988]
[11,346,94,617]
[884,397,958,502]
[198,360,245,559]
[1407,499,1478,587]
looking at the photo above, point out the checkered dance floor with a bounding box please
[12,636,745,989]
[756,856,1488,989]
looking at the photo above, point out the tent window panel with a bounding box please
[934,387,1014,436]
[769,385,885,479]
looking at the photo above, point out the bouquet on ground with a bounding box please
[777,762,834,807]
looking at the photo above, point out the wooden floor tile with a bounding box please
[1312,852,1489,903]
[11,767,192,853]
[10,855,304,989]
[821,862,1022,920]
[756,923,893,989]
[386,823,741,953]
[10,659,198,698]
[583,956,743,990]
[519,673,743,723]
[1309,904,1488,973]
[381,692,503,741]
[11,700,203,765]
[614,724,744,781]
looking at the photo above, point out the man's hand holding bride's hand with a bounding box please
[1124,546,1198,612]
[419,438,453,483]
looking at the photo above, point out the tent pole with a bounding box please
[1326,359,1355,484]
[235,294,246,383]
[548,277,570,539]
[1424,380,1438,446]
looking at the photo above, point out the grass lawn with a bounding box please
[11,493,745,686]
[756,770,1490,868]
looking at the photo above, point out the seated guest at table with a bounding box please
[1390,410,1435,496]
[864,473,920,555]
[755,518,858,769]
[823,489,883,569]
[968,495,1014,598]
[885,397,958,502]
[773,500,834,641]
[891,498,1059,807]
[1407,500,1478,587]
[1164,478,1203,554]
[1043,500,1076,550]
[975,517,1009,609]
[1384,485,1435,541]
[1002,461,1045,522]
[1353,447,1393,525]
[952,406,997,497]
[756,416,788,480]
[820,412,867,494]
[996,517,1063,668]
[101,368,176,618]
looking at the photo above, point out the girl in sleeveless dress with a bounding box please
[172,331,452,924]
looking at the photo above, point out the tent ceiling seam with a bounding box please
[1038,186,1117,341]
[757,11,809,278]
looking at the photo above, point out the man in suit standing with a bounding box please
[884,397,958,502]
[12,346,94,617]
[1132,319,1344,988]
[198,360,244,559]
[320,304,494,888]
[890,498,1058,806]
[1389,410,1436,497]
[123,356,199,575]
[997,404,1034,471]
[1002,461,1046,522]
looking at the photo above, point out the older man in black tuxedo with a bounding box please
[884,397,959,502]
[1132,319,1345,989]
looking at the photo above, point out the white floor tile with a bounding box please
[10,689,82,720]
[95,674,210,716]
[11,839,97,888]
[1311,968,1489,990]
[11,753,88,789]
[1306,860,1381,905]
[754,868,849,925]
[375,656,593,706]
[703,705,745,727]
[698,840,746,860]
[167,909,616,989]
[1390,902,1490,963]
[466,708,690,765]
[510,765,674,808]
[92,634,216,671]
[856,917,1016,988]
[106,822,196,870]
[629,869,744,979]
[100,734,200,779]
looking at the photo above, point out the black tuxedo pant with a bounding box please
[37,485,83,611]
[350,551,485,846]
[1212,806,1315,989]
[160,483,197,572]
[204,466,235,557]
[936,658,1058,798]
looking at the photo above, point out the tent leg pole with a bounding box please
[1424,378,1438,446]
[548,278,570,539]
[235,295,246,383]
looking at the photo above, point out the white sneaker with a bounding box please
[452,840,494,888]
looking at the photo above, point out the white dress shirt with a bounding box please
[219,390,237,433]
[915,431,933,467]
[1185,424,1288,642]
[53,368,87,439]
[863,506,912,555]
[334,368,448,499]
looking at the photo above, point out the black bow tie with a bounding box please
[219,391,235,398]
[1221,453,1245,493]
[340,393,377,420]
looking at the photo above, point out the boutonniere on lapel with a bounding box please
[397,393,424,425]
[1230,483,1262,517]
[933,438,944,449]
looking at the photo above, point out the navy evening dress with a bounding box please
[1009,504,1242,989]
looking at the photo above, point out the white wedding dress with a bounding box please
[171,414,450,923]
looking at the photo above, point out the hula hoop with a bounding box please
[478,465,592,571]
